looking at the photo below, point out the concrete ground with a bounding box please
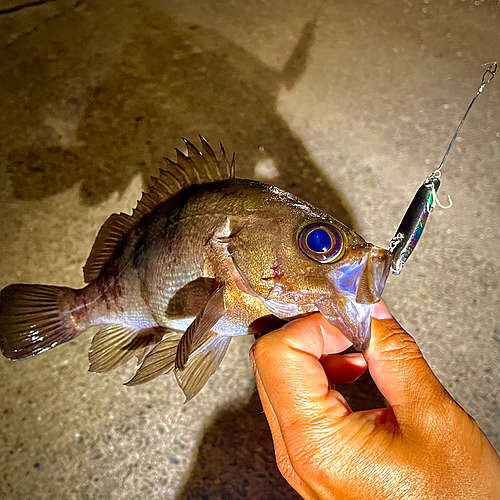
[0,0,499,498]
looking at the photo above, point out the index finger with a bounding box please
[250,313,353,432]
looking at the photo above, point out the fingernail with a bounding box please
[342,352,367,367]
[373,300,393,320]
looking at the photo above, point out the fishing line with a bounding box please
[435,62,497,175]
[389,62,497,275]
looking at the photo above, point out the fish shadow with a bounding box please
[178,373,386,500]
[3,6,353,227]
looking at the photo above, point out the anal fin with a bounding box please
[88,325,166,373]
[125,330,183,386]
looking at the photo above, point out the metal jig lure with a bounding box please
[390,62,497,275]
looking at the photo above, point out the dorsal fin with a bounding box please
[83,213,132,282]
[83,137,235,283]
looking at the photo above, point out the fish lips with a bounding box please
[318,246,392,350]
[355,247,392,304]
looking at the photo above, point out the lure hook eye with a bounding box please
[298,222,345,263]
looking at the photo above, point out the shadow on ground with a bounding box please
[179,373,386,500]
[2,4,353,227]
[1,2,387,497]
[179,392,300,500]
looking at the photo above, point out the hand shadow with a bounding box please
[178,372,386,500]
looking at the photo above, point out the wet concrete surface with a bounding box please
[0,0,499,498]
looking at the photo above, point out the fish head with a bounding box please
[312,241,392,350]
[225,188,392,350]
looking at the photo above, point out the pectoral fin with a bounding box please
[175,332,232,401]
[175,285,226,370]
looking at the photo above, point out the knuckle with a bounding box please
[425,399,465,435]
[282,414,340,478]
[288,439,330,481]
[375,325,423,363]
[406,393,466,444]
[249,334,274,363]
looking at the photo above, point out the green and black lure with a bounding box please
[390,62,497,274]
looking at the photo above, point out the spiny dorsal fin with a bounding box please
[83,137,235,283]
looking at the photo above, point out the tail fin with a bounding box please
[0,284,81,360]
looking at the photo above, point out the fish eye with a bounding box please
[298,222,345,263]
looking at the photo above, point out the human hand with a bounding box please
[250,302,500,500]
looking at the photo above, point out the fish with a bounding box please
[0,137,392,401]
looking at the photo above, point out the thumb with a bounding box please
[366,301,453,425]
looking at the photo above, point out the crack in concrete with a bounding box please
[4,0,84,48]
[0,0,59,16]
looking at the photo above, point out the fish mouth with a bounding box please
[316,297,375,351]
[318,246,392,350]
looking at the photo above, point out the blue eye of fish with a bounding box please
[306,228,332,253]
[298,222,345,263]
